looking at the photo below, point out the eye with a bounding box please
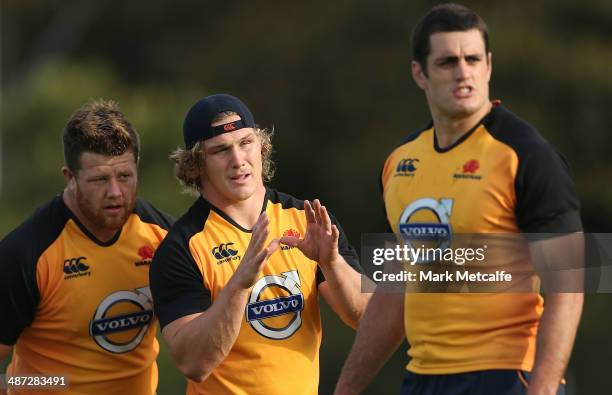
[436,57,458,67]
[465,55,481,64]
[241,138,254,146]
[90,176,107,184]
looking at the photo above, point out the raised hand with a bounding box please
[232,212,280,289]
[280,199,340,269]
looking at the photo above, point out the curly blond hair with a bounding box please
[170,114,274,195]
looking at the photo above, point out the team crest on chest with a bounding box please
[89,286,154,353]
[398,198,454,261]
[453,159,482,180]
[246,270,304,340]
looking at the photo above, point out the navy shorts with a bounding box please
[399,370,566,395]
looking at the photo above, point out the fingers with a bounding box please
[267,239,280,255]
[319,204,332,234]
[331,224,339,245]
[279,235,300,247]
[312,199,332,234]
[313,199,322,224]
[247,213,270,257]
[251,238,280,271]
[304,200,316,224]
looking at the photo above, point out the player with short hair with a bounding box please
[335,3,583,395]
[149,93,372,395]
[0,100,173,394]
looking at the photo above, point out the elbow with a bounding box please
[179,363,212,383]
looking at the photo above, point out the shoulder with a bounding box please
[134,198,175,230]
[266,189,305,211]
[1,195,70,262]
[156,197,210,255]
[380,123,431,187]
[386,122,432,159]
[482,104,552,158]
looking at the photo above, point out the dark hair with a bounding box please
[411,3,490,75]
[62,99,140,171]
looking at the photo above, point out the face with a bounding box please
[65,151,138,237]
[412,29,492,121]
[200,115,263,205]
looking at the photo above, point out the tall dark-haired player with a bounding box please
[336,4,583,395]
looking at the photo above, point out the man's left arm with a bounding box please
[318,255,372,329]
[281,199,373,329]
[527,233,584,395]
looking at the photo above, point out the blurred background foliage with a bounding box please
[1,0,611,393]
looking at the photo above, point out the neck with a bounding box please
[432,101,492,149]
[202,184,267,230]
[62,188,118,242]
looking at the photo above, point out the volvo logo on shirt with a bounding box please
[395,158,419,177]
[398,198,454,257]
[246,270,304,340]
[90,286,154,353]
[63,256,91,279]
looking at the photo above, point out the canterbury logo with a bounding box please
[212,243,239,260]
[396,158,419,173]
[63,256,90,275]
[223,122,236,132]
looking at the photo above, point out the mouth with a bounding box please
[103,204,124,215]
[230,173,251,184]
[454,85,474,98]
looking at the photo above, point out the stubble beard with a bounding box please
[75,187,135,233]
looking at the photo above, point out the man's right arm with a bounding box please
[162,283,251,382]
[154,213,279,382]
[334,291,405,395]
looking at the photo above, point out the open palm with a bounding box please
[280,199,340,268]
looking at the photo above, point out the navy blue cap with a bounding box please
[183,94,256,149]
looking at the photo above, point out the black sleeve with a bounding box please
[484,105,582,234]
[135,198,176,230]
[150,230,211,329]
[380,165,393,233]
[0,196,69,345]
[0,227,39,345]
[515,143,582,233]
[316,212,364,285]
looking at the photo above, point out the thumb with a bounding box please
[280,236,301,247]
[267,239,281,255]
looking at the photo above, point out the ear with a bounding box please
[411,61,427,90]
[62,166,76,188]
[486,52,493,82]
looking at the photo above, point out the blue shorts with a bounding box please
[399,370,566,395]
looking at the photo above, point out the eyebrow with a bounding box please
[206,131,256,151]
[434,53,483,63]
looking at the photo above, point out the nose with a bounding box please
[228,145,246,168]
[106,177,123,198]
[455,58,471,80]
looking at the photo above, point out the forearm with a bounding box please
[528,293,583,395]
[335,291,405,395]
[319,258,373,328]
[168,281,250,382]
